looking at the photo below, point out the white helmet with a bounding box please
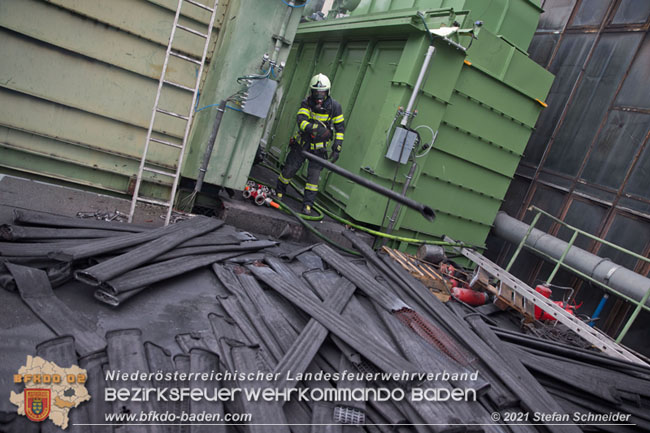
[309,73,331,102]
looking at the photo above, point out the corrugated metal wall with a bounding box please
[0,0,226,199]
[487,0,650,355]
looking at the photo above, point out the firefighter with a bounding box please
[275,73,345,215]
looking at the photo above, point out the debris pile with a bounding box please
[0,209,276,306]
[2,209,650,432]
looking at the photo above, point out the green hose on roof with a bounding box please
[256,163,467,248]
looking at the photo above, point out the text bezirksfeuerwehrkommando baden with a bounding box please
[104,369,480,403]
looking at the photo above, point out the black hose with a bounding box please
[276,200,361,256]
[301,151,435,221]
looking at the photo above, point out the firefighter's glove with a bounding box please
[330,151,340,163]
[314,125,331,141]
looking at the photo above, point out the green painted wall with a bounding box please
[0,0,227,198]
[181,0,303,190]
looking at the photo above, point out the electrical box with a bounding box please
[242,78,278,118]
[386,126,418,164]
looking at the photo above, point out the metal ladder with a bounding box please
[445,236,648,366]
[128,0,219,225]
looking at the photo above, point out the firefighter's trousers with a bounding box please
[276,146,327,206]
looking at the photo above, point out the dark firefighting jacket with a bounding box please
[296,96,345,153]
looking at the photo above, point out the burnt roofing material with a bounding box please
[247,261,421,377]
[13,208,151,232]
[143,342,179,433]
[223,340,292,433]
[50,218,194,261]
[75,217,223,286]
[462,312,581,433]
[0,240,87,257]
[312,244,409,312]
[272,270,357,391]
[6,208,650,432]
[78,349,113,433]
[100,245,274,295]
[36,336,91,433]
[0,225,127,241]
[7,262,106,356]
[105,329,163,433]
[188,348,227,433]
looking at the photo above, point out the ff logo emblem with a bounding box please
[25,389,51,422]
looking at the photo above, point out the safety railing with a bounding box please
[504,206,650,343]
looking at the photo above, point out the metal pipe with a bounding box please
[194,99,227,194]
[301,151,435,221]
[271,1,295,64]
[385,161,417,236]
[531,206,650,264]
[494,211,650,308]
[401,45,435,127]
[378,14,436,233]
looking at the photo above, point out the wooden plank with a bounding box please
[384,248,423,275]
[383,247,451,302]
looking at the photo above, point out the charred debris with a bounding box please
[1,209,650,433]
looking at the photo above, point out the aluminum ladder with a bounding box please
[445,236,648,366]
[128,0,219,225]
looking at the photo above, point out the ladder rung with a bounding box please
[143,166,176,177]
[156,108,189,120]
[163,79,195,92]
[137,196,171,207]
[184,0,214,12]
[176,24,208,39]
[150,137,183,149]
[169,50,202,65]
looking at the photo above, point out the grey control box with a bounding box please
[386,126,418,164]
[242,78,278,119]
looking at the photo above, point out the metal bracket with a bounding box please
[272,34,292,45]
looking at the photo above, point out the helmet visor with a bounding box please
[311,89,328,101]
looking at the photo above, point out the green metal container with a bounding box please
[350,0,543,53]
[268,5,552,249]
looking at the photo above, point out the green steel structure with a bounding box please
[181,0,301,189]
[268,1,553,249]
[350,0,541,52]
[0,0,228,200]
[0,0,302,201]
